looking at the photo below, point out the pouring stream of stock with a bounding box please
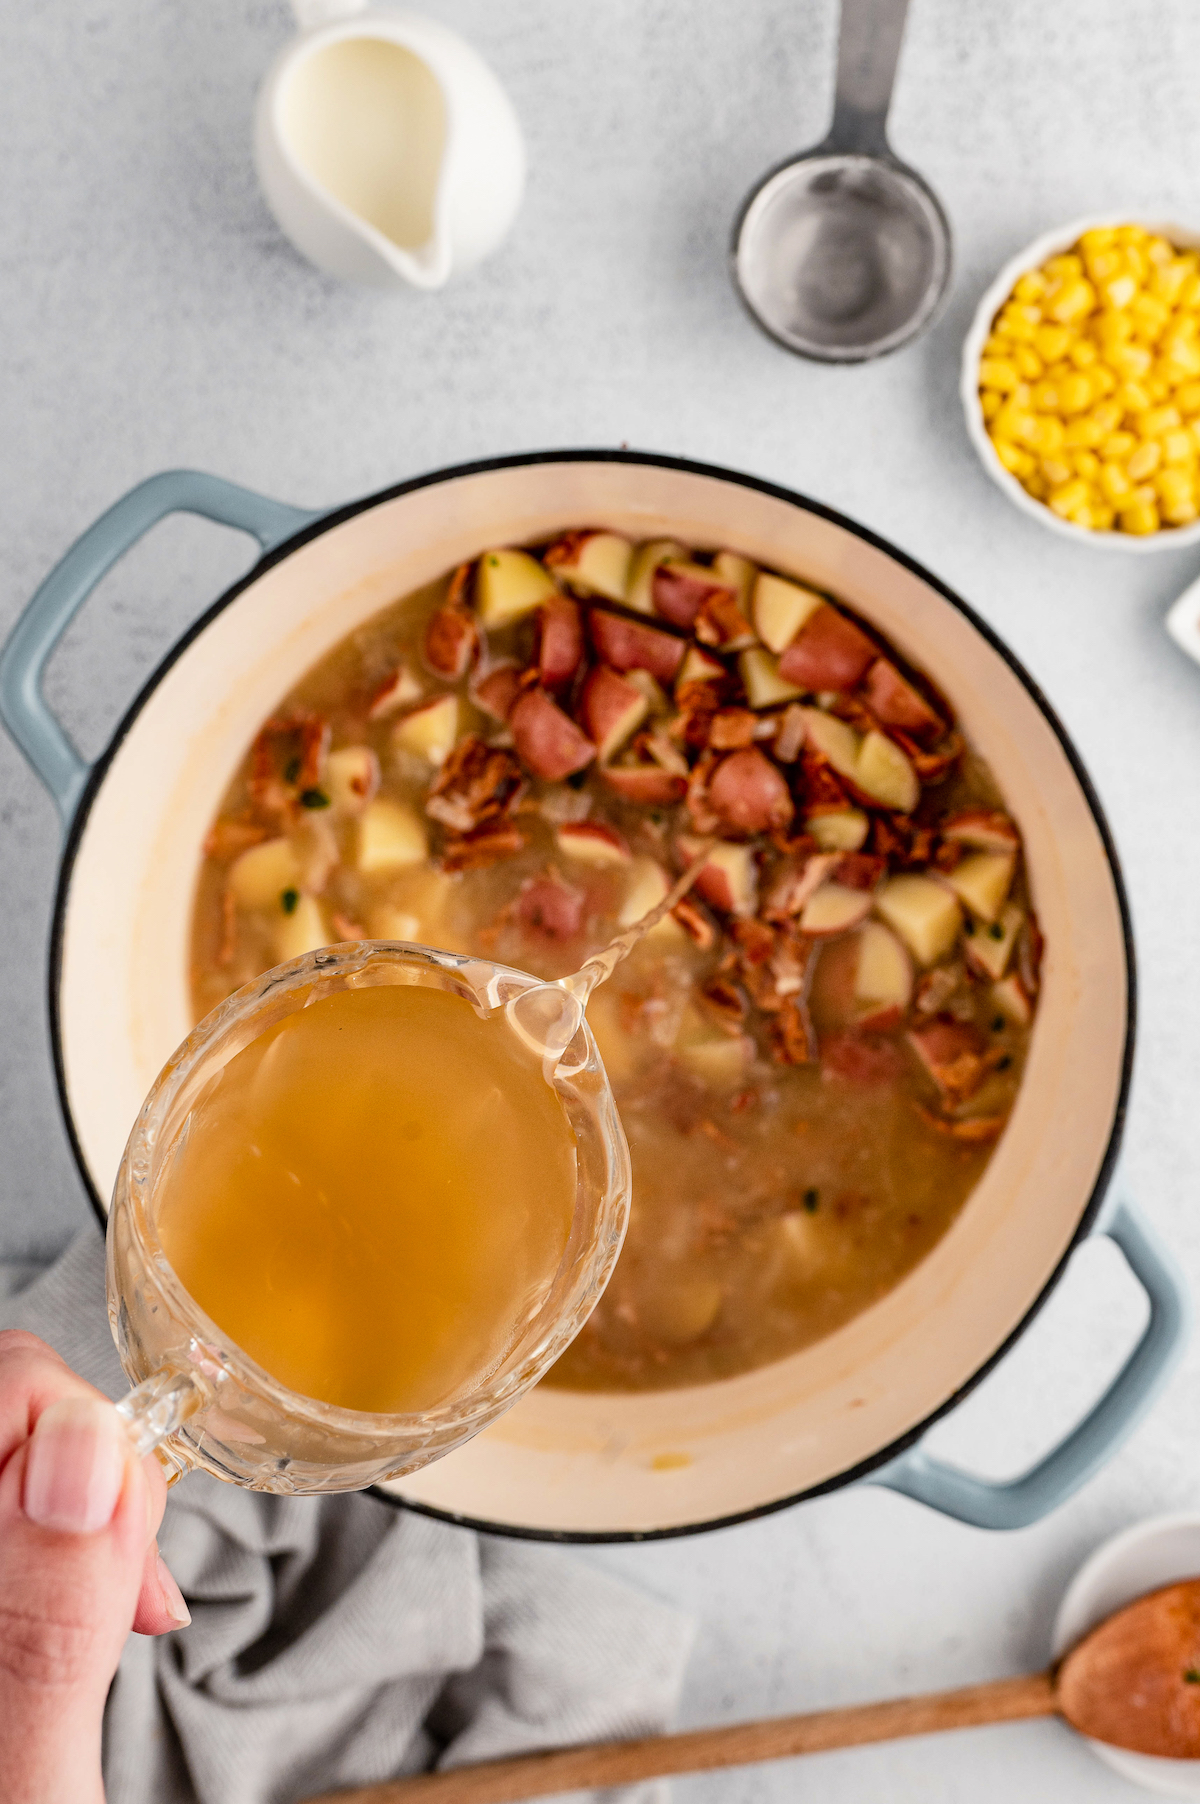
[300,1577,1200,1803]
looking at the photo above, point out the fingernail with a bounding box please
[23,1397,128,1534]
[156,1554,191,1629]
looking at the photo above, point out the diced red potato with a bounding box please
[941,808,1021,852]
[752,572,825,654]
[324,745,380,815]
[875,874,962,965]
[367,664,422,720]
[708,748,794,835]
[739,647,803,709]
[423,603,478,680]
[712,550,757,609]
[678,839,758,917]
[476,548,559,626]
[621,667,670,713]
[555,821,633,866]
[643,728,690,776]
[807,807,869,851]
[275,894,329,963]
[763,850,840,921]
[853,921,913,1026]
[392,694,459,766]
[601,764,688,805]
[652,562,734,629]
[617,857,686,942]
[862,660,943,742]
[992,972,1033,1027]
[965,900,1024,981]
[579,666,650,762]
[708,708,759,750]
[518,873,586,942]
[941,851,1016,923]
[820,1031,905,1085]
[356,799,428,873]
[543,530,633,603]
[694,592,757,652]
[626,539,688,614]
[799,882,874,937]
[778,604,876,691]
[676,645,726,689]
[855,730,919,812]
[510,689,596,781]
[906,1019,988,1104]
[798,707,861,783]
[589,610,687,683]
[229,837,301,908]
[537,594,584,689]
[472,663,523,722]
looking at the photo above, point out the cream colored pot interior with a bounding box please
[59,460,1127,1534]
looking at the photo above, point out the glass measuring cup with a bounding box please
[107,940,631,1494]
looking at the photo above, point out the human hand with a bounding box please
[0,1328,190,1804]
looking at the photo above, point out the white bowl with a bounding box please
[961,213,1200,553]
[1053,1512,1200,1795]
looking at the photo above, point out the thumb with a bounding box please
[0,1397,153,1804]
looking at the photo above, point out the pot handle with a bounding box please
[868,1197,1190,1530]
[0,470,322,831]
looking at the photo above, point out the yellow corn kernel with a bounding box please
[1179,272,1200,309]
[1102,431,1138,458]
[1086,247,1124,284]
[1146,376,1172,403]
[1043,360,1074,382]
[1146,236,1175,267]
[1040,456,1073,486]
[1034,323,1072,362]
[1030,415,1065,455]
[981,333,1011,359]
[1140,405,1182,438]
[1099,461,1133,503]
[1122,244,1149,283]
[1095,310,1134,348]
[1048,280,1096,324]
[979,358,1020,392]
[1024,472,1049,501]
[1191,421,1200,452]
[1074,451,1101,479]
[1117,380,1152,413]
[998,304,1041,341]
[1092,503,1117,532]
[1131,292,1171,339]
[1063,416,1104,449]
[1127,440,1162,479]
[1101,274,1138,310]
[1089,399,1124,435]
[1163,429,1196,466]
[1116,224,1148,243]
[1013,270,1048,302]
[1069,504,1100,529]
[1177,382,1200,415]
[1090,364,1118,397]
[1067,338,1098,368]
[1152,260,1191,305]
[1048,478,1092,517]
[1080,227,1117,253]
[992,437,1035,477]
[1032,380,1061,412]
[1015,346,1044,379]
[981,390,1003,421]
[1164,497,1199,526]
[1045,254,1084,282]
[1155,470,1197,522]
[1110,342,1153,380]
[1133,483,1158,506]
[1058,372,1094,413]
[1119,500,1160,535]
[1161,336,1200,380]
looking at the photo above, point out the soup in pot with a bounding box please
[190,530,1041,1392]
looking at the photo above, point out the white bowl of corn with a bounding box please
[961,215,1200,548]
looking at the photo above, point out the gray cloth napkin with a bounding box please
[1,1231,695,1804]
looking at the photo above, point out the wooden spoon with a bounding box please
[303,1577,1200,1804]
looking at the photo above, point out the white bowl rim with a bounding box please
[961,212,1200,553]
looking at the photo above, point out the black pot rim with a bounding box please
[49,447,1135,1543]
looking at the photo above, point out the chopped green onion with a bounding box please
[803,1187,819,1213]
[281,888,299,915]
[1186,1669,1200,1684]
[299,788,330,809]
[284,756,302,783]
[989,922,1004,940]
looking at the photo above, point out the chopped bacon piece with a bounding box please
[701,976,748,1028]
[579,666,649,762]
[473,663,523,722]
[427,735,524,833]
[203,819,269,861]
[694,592,755,651]
[537,594,584,690]
[798,745,851,811]
[330,912,366,941]
[249,713,330,818]
[769,927,816,999]
[424,584,478,680]
[652,567,732,630]
[685,751,722,834]
[821,1031,904,1084]
[589,611,687,683]
[907,1020,990,1105]
[441,822,527,873]
[763,851,840,921]
[708,708,758,750]
[730,917,776,966]
[893,730,963,784]
[778,604,875,692]
[510,690,596,781]
[941,808,1020,852]
[367,665,422,721]
[601,765,687,805]
[673,686,722,751]
[709,748,794,836]
[835,851,887,891]
[518,872,586,941]
[916,1106,1008,1142]
[861,660,944,742]
[1017,912,1044,996]
[770,995,819,1065]
[542,529,591,570]
[671,894,717,948]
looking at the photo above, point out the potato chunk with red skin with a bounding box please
[518,873,586,941]
[601,764,688,805]
[424,602,477,680]
[579,666,650,763]
[862,659,943,742]
[708,748,794,835]
[779,605,876,691]
[589,610,687,683]
[907,1020,990,1106]
[652,564,733,630]
[473,664,522,722]
[537,595,584,690]
[510,689,596,781]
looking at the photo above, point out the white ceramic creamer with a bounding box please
[254,0,525,290]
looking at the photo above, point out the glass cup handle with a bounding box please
[116,1366,210,1485]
